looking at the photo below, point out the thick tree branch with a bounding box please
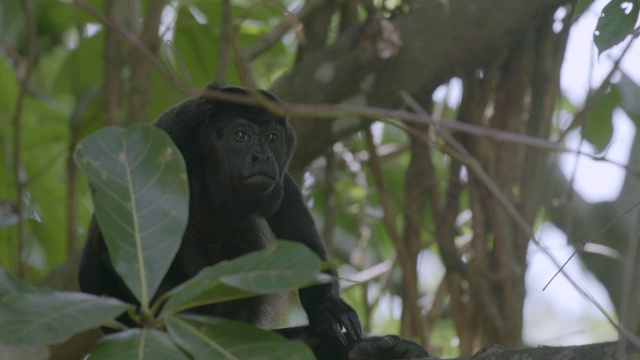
[451,341,640,360]
[272,0,568,169]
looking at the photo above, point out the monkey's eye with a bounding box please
[267,133,278,143]
[234,130,249,141]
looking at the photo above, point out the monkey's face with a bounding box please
[220,118,287,195]
[166,86,296,218]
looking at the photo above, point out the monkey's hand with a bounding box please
[305,293,363,346]
[348,335,430,360]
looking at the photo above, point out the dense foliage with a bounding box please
[1,0,640,359]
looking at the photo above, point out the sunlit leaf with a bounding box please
[73,125,189,308]
[89,328,189,360]
[166,314,314,360]
[0,291,130,346]
[594,0,640,54]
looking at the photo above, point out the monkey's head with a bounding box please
[153,84,295,219]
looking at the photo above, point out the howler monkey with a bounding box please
[78,84,428,360]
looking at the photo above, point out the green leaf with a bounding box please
[162,280,256,315]
[89,328,190,360]
[594,0,640,54]
[166,314,314,360]
[0,291,131,346]
[172,7,218,85]
[0,269,47,297]
[73,125,189,308]
[161,241,323,315]
[217,241,322,292]
[54,32,105,93]
[582,87,620,152]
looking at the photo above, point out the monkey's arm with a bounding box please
[267,173,363,345]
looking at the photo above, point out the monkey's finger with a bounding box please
[337,308,363,343]
[342,316,363,344]
[329,320,348,346]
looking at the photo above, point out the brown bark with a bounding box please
[103,0,124,126]
[128,0,166,124]
[400,122,431,344]
[272,0,569,169]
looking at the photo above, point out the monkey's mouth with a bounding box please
[244,174,277,191]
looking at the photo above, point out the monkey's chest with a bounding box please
[180,216,275,277]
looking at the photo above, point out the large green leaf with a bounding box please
[161,241,323,315]
[0,291,130,346]
[73,125,189,308]
[162,279,256,315]
[89,328,189,360]
[166,314,314,360]
[216,241,323,292]
[594,0,640,54]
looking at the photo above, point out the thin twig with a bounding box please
[104,0,124,126]
[215,0,232,82]
[543,200,640,290]
[129,0,166,124]
[340,260,393,290]
[243,0,324,60]
[13,0,37,279]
